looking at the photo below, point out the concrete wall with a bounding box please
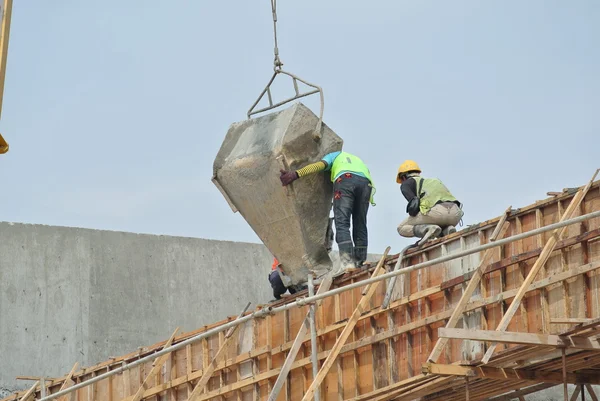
[0,222,276,394]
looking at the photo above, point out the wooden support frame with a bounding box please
[586,384,600,401]
[569,385,582,401]
[428,206,512,362]
[482,169,599,363]
[131,328,179,401]
[551,318,594,325]
[422,363,600,385]
[300,247,391,401]
[437,328,600,350]
[5,178,600,401]
[187,304,251,401]
[57,363,80,401]
[266,275,333,401]
[19,381,39,401]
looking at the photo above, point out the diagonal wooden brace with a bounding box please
[481,169,599,364]
[300,247,391,401]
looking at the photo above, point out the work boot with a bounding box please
[340,251,358,273]
[441,225,456,237]
[413,224,442,246]
[333,243,357,274]
[354,247,368,269]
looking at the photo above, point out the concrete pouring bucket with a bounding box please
[212,102,343,285]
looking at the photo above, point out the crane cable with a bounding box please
[270,0,283,70]
[247,0,324,142]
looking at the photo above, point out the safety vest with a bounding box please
[330,152,376,205]
[416,177,458,215]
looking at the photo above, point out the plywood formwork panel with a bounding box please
[4,181,600,401]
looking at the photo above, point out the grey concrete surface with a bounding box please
[523,384,600,401]
[0,222,275,392]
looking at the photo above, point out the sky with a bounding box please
[0,1,598,254]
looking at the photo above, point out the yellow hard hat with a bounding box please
[396,160,421,183]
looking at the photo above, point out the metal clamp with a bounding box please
[247,69,324,142]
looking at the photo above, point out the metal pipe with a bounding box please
[382,244,415,309]
[562,348,568,401]
[307,274,320,401]
[36,209,600,401]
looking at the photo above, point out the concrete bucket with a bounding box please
[212,102,343,285]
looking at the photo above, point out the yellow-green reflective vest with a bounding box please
[416,177,457,215]
[330,152,376,206]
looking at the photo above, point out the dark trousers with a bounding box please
[333,174,371,263]
[269,270,297,300]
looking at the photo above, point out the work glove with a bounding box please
[406,196,420,217]
[279,169,299,186]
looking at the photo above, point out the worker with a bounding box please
[269,258,298,300]
[279,151,375,272]
[396,160,463,245]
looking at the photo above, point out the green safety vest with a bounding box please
[416,177,457,215]
[330,152,376,206]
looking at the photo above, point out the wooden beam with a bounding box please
[266,274,333,401]
[19,381,40,401]
[428,208,511,362]
[15,377,60,382]
[131,328,179,401]
[440,227,600,291]
[569,386,582,401]
[300,247,391,401]
[57,363,80,401]
[187,303,251,401]
[551,318,594,325]
[114,259,600,401]
[586,384,600,401]
[422,363,600,385]
[482,169,599,364]
[438,328,600,350]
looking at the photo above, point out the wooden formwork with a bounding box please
[4,178,600,401]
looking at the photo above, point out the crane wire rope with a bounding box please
[247,0,324,141]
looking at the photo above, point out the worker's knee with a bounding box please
[397,224,414,238]
[269,271,287,300]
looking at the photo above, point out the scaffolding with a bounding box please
[4,171,600,401]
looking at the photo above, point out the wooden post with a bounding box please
[307,274,320,401]
[187,303,251,401]
[381,243,415,309]
[131,328,180,401]
[300,247,391,401]
[585,384,599,401]
[428,207,511,363]
[266,275,333,401]
[481,169,599,364]
[57,363,80,401]
[569,386,582,401]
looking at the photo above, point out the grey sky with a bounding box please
[1,1,598,254]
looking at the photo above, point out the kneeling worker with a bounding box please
[396,160,463,245]
[279,151,375,271]
[269,258,298,300]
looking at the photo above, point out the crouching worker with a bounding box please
[269,258,298,301]
[396,160,463,245]
[279,151,376,272]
